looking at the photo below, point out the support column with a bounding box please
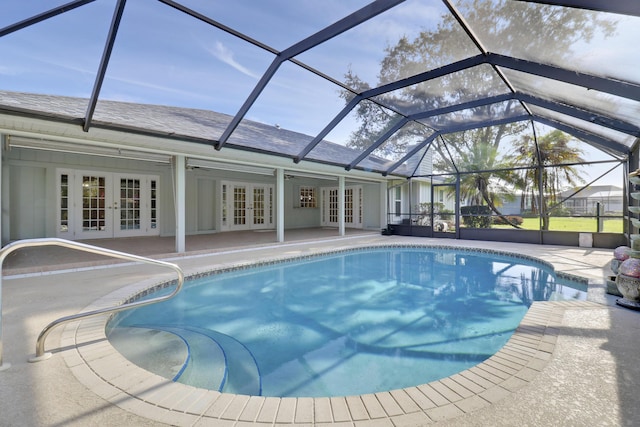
[338,175,345,236]
[276,168,285,243]
[380,181,387,230]
[174,155,186,253]
[0,133,6,371]
[0,134,3,246]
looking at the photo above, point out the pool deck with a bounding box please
[1,230,639,426]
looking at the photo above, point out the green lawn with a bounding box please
[492,217,623,233]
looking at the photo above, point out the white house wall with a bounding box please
[3,147,383,243]
[3,147,174,242]
[360,183,382,229]
[285,177,322,229]
[9,164,47,239]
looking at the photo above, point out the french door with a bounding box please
[320,186,363,228]
[57,169,159,239]
[221,181,273,230]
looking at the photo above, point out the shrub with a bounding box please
[492,215,524,226]
[461,205,492,228]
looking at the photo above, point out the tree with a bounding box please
[514,130,585,230]
[341,0,616,226]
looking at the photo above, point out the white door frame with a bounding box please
[220,180,274,231]
[56,169,159,239]
[320,185,363,228]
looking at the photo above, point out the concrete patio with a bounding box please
[0,231,638,426]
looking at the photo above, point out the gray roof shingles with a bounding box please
[0,90,397,175]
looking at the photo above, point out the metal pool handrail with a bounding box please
[0,238,185,369]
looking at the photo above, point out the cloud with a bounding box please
[207,41,260,79]
[102,73,216,105]
[0,65,16,75]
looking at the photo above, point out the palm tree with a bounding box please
[435,127,523,228]
[514,130,585,230]
[339,1,613,229]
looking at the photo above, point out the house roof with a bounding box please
[0,90,391,172]
[559,185,623,199]
[0,1,638,177]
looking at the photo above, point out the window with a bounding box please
[150,179,157,229]
[222,184,227,226]
[299,186,317,208]
[59,173,69,233]
[394,187,402,217]
[345,188,353,223]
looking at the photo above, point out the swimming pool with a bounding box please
[107,246,586,398]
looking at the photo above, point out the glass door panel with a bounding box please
[114,174,159,238]
[345,188,354,224]
[253,187,265,225]
[233,186,247,226]
[222,182,274,231]
[78,174,111,238]
[321,186,363,228]
[119,178,141,231]
[61,170,158,239]
[329,189,339,224]
[59,173,70,234]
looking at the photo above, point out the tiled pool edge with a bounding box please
[118,243,590,308]
[62,298,604,426]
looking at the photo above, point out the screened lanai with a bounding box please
[0,0,638,247]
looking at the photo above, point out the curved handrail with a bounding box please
[0,238,184,366]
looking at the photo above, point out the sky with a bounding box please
[0,0,636,187]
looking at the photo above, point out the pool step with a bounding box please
[148,326,227,390]
[124,324,261,395]
[193,327,262,395]
[108,326,189,381]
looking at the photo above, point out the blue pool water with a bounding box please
[107,246,587,397]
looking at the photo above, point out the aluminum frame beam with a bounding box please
[383,115,531,175]
[1,0,636,175]
[532,116,630,156]
[295,54,486,163]
[517,93,640,138]
[488,53,640,102]
[386,114,627,178]
[512,1,640,18]
[157,0,277,54]
[411,93,515,121]
[0,0,95,38]
[434,114,531,135]
[300,51,639,164]
[346,117,409,170]
[215,0,405,150]
[83,0,127,132]
[384,133,440,176]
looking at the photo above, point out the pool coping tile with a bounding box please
[64,299,592,426]
[61,243,606,426]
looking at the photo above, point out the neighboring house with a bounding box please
[558,185,624,215]
[497,185,624,216]
[0,91,390,248]
[499,196,527,216]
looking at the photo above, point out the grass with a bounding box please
[492,217,623,233]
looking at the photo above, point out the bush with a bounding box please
[461,205,492,228]
[415,202,445,215]
[492,215,524,226]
